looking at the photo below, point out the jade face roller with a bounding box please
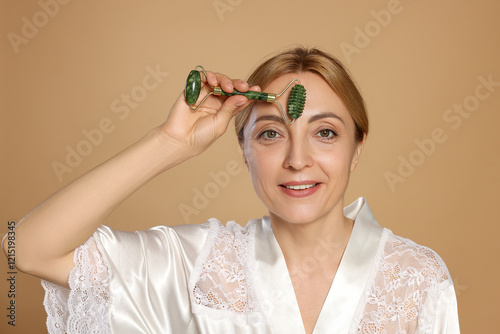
[184,66,306,124]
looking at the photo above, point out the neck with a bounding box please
[269,208,354,274]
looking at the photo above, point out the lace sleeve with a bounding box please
[41,236,111,333]
[353,230,457,334]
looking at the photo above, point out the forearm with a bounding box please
[4,126,189,274]
[3,71,252,283]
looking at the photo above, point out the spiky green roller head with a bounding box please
[287,84,306,120]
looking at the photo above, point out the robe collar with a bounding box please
[254,197,384,333]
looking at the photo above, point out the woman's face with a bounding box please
[241,72,364,225]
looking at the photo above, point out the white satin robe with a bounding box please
[42,198,460,333]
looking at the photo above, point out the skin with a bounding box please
[241,72,365,333]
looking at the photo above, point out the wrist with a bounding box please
[144,126,196,173]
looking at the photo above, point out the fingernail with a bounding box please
[235,101,246,107]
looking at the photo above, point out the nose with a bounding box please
[283,137,313,170]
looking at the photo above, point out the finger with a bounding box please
[210,72,251,94]
[204,71,217,86]
[213,95,248,134]
[248,85,261,92]
[203,70,252,98]
[233,79,249,92]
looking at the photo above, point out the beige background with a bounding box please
[1,0,499,332]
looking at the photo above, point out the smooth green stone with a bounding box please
[185,70,201,105]
[219,89,269,101]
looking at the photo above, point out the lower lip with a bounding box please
[279,183,322,198]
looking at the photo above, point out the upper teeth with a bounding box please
[286,184,316,190]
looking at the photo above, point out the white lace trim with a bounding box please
[42,236,111,333]
[189,219,266,326]
[42,279,70,333]
[352,229,452,334]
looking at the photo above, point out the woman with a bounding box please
[3,47,460,333]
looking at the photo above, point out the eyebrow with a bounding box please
[253,112,345,126]
[308,112,345,124]
[253,115,285,125]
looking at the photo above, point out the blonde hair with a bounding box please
[235,46,368,143]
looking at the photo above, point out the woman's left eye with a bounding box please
[317,129,336,138]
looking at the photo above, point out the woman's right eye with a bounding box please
[259,130,281,140]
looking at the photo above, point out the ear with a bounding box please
[350,134,366,172]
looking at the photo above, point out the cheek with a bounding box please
[244,144,282,183]
[314,144,356,175]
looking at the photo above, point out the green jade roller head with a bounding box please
[185,65,306,124]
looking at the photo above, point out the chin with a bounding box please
[269,206,327,225]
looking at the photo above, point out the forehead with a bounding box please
[248,72,352,124]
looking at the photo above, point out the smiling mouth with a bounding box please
[281,183,319,190]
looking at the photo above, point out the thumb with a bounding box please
[213,95,249,134]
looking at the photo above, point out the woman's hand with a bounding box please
[160,70,260,157]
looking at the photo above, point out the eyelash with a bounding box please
[258,130,281,140]
[316,129,338,140]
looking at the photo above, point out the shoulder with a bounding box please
[93,219,259,258]
[95,218,257,237]
[380,229,453,288]
[94,222,211,246]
